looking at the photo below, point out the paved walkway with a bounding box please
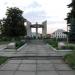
[0,40,56,57]
[0,58,75,75]
[16,41,56,56]
[0,40,74,75]
[0,40,70,57]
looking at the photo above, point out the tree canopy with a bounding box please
[66,0,75,43]
[2,7,27,38]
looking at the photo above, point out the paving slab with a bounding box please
[0,63,19,71]
[37,60,51,64]
[15,71,35,75]
[7,60,22,64]
[37,64,55,71]
[37,71,59,75]
[0,71,14,75]
[54,64,72,71]
[18,64,36,71]
[58,71,75,75]
[50,59,65,64]
[21,60,36,64]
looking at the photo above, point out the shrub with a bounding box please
[44,39,58,48]
[68,45,75,50]
[0,37,11,41]
[48,39,58,48]
[63,45,75,50]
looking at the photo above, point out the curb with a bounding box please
[47,44,72,52]
[46,44,57,51]
[17,43,27,51]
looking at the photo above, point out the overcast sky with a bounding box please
[0,0,71,33]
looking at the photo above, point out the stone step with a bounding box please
[8,56,63,60]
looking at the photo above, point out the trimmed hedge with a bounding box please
[15,41,25,49]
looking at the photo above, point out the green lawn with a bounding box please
[44,38,58,49]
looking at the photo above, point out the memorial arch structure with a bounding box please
[26,20,47,38]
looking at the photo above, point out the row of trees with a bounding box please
[66,0,75,43]
[0,7,27,39]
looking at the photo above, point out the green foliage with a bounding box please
[0,37,11,41]
[67,45,75,50]
[64,53,75,69]
[2,7,27,38]
[61,45,75,50]
[0,57,8,65]
[66,0,75,43]
[44,38,58,48]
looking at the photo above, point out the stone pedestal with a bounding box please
[58,42,65,49]
[7,43,16,49]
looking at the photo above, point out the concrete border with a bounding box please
[17,43,27,51]
[47,44,72,52]
[0,47,6,51]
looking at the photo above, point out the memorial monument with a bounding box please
[26,20,47,38]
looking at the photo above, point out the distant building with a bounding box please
[51,29,67,39]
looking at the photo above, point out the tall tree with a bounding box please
[2,7,27,38]
[66,0,75,43]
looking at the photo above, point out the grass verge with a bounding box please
[64,52,75,69]
[0,56,8,65]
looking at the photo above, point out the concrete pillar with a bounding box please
[26,21,31,37]
[42,21,47,37]
[36,27,38,39]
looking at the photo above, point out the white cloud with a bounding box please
[0,0,71,33]
[27,1,41,8]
